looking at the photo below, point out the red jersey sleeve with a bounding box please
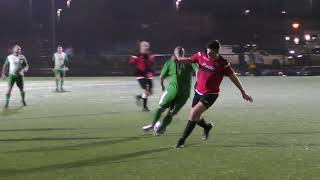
[221,56,234,76]
[149,54,155,65]
[129,56,137,64]
[191,52,201,63]
[225,63,235,76]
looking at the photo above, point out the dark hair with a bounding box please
[57,45,63,48]
[207,40,220,50]
[12,45,21,49]
[175,46,185,56]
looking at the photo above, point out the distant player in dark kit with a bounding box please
[1,45,29,108]
[143,46,198,135]
[129,41,155,112]
[175,40,253,148]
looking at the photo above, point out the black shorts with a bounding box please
[137,78,153,90]
[192,91,219,109]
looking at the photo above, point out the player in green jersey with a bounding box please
[53,46,69,92]
[1,45,29,108]
[143,46,198,135]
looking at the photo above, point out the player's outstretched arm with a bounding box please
[175,55,192,64]
[228,73,253,103]
[23,58,29,72]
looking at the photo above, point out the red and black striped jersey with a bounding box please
[129,53,155,79]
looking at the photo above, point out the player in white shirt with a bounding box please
[52,46,69,92]
[1,45,29,108]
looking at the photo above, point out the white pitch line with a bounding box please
[0,82,136,91]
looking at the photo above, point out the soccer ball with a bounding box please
[154,121,161,131]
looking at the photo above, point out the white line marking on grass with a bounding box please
[0,82,136,91]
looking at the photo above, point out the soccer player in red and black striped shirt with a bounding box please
[175,40,253,148]
[129,41,155,112]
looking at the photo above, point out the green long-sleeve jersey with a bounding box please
[160,59,198,91]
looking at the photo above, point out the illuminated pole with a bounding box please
[57,9,62,22]
[175,0,182,12]
[67,0,72,8]
[51,0,56,52]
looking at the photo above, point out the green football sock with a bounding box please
[151,109,163,126]
[60,80,64,89]
[5,93,10,107]
[158,114,173,132]
[56,79,59,89]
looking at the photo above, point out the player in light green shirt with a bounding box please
[53,46,69,92]
[143,46,198,135]
[1,45,29,108]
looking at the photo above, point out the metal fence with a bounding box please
[1,53,319,76]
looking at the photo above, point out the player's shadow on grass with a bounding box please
[5,135,152,153]
[0,147,172,177]
[0,107,23,117]
[54,90,71,93]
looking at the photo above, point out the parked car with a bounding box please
[309,48,320,65]
[296,66,320,76]
[283,67,302,76]
[246,50,289,68]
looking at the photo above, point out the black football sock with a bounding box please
[180,120,196,142]
[136,94,142,99]
[143,98,148,108]
[197,118,210,129]
[158,114,173,132]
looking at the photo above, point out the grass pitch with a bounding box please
[0,76,319,180]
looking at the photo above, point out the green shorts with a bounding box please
[54,69,65,77]
[158,85,190,115]
[7,74,24,89]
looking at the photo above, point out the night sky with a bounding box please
[0,0,319,54]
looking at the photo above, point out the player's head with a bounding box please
[57,46,63,53]
[139,41,150,54]
[174,46,185,58]
[252,46,258,51]
[12,45,22,55]
[207,40,220,56]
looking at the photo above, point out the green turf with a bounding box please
[0,76,319,180]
